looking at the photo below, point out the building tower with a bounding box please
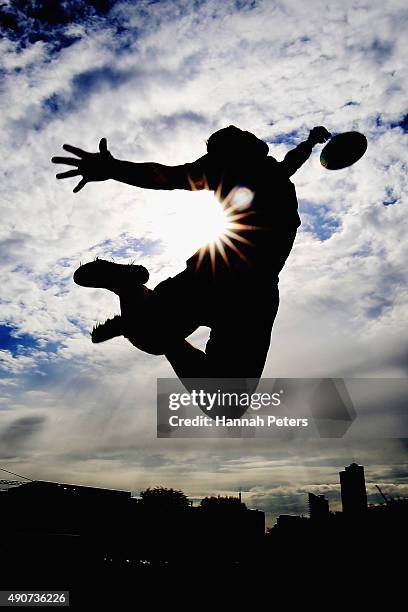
[308,493,329,521]
[339,462,367,516]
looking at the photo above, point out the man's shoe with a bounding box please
[74,259,149,293]
[91,315,123,343]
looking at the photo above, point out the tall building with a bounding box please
[340,462,367,516]
[308,493,329,521]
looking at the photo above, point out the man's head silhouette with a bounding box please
[206,125,269,162]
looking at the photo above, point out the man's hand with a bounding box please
[307,126,331,146]
[52,138,114,193]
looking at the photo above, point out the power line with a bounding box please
[0,466,34,482]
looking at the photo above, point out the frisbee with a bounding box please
[320,131,367,170]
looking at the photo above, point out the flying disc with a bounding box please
[320,131,367,170]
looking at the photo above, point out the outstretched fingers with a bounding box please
[73,178,87,193]
[56,169,81,179]
[99,137,108,153]
[62,143,87,157]
[51,156,80,166]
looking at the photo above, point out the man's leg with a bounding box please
[165,327,272,419]
[119,274,202,356]
[73,259,150,343]
[73,258,149,292]
[166,285,280,418]
[165,324,277,418]
[73,259,201,352]
[74,257,279,405]
[167,284,279,378]
[165,340,209,378]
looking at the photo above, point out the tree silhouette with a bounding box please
[200,495,246,510]
[139,486,190,511]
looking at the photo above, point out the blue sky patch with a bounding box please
[299,202,341,241]
[267,129,301,146]
[0,324,39,355]
[234,0,259,11]
[0,0,120,51]
[365,298,394,319]
[376,112,408,133]
[0,324,60,357]
[383,186,399,206]
[91,235,163,260]
[390,113,408,133]
[41,65,136,124]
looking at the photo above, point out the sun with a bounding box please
[193,184,257,272]
[190,191,229,246]
[150,184,256,266]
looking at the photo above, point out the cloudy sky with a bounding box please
[0,0,407,525]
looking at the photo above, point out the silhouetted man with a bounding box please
[52,125,330,394]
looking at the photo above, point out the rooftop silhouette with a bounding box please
[1,462,405,596]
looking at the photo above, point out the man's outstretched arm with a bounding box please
[52,138,206,193]
[108,159,195,190]
[281,126,331,177]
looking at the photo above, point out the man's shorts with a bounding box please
[123,266,279,377]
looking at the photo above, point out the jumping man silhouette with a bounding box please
[52,125,330,403]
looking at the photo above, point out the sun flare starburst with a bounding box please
[192,179,258,272]
[151,179,259,269]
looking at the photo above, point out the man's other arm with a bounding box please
[280,126,331,177]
